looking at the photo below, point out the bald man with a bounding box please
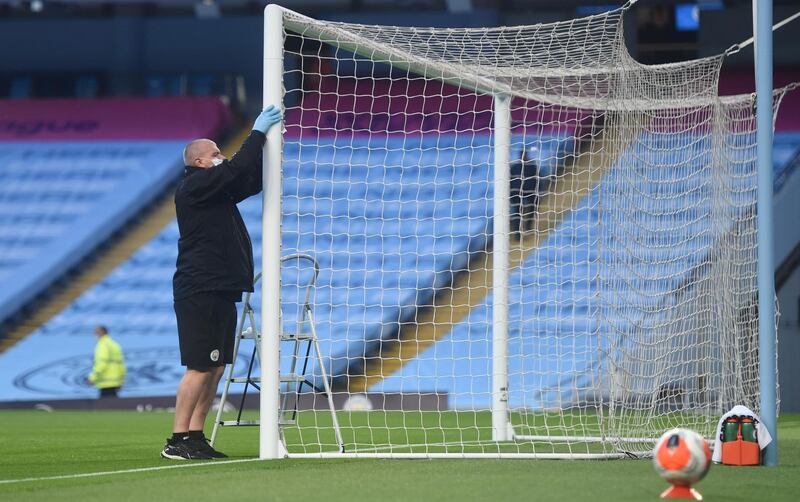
[161,106,281,460]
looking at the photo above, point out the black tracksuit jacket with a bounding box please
[172,130,266,301]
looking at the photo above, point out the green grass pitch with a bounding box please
[0,410,798,501]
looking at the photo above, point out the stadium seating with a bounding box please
[0,98,231,326]
[0,124,795,403]
[0,97,232,401]
[0,132,570,401]
[0,142,187,322]
[774,132,800,191]
[8,77,32,99]
[378,130,799,410]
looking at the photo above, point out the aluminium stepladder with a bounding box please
[209,254,345,453]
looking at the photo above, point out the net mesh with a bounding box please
[258,5,787,458]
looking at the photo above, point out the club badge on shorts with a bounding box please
[210,349,220,362]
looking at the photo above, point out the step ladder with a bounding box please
[209,254,345,453]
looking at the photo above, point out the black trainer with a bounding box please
[160,436,213,460]
[189,435,228,459]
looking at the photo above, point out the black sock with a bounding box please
[172,432,188,442]
[188,430,205,440]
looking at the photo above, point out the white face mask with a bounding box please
[211,158,223,167]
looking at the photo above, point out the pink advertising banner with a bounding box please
[0,96,232,141]
[285,77,583,138]
[719,68,800,132]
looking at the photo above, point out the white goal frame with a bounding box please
[257,3,780,460]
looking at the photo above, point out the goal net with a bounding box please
[257,3,788,458]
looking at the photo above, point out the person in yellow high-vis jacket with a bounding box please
[87,326,126,398]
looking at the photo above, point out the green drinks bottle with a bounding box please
[723,416,740,442]
[740,417,758,443]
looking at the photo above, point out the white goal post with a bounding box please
[260,4,284,459]
[258,3,787,459]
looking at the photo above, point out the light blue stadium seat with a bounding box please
[190,74,215,96]
[9,77,33,99]
[74,76,99,98]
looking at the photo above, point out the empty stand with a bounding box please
[379,130,795,409]
[0,126,797,403]
[0,132,568,401]
[0,96,231,339]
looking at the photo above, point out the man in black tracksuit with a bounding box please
[161,105,281,461]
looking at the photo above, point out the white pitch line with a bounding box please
[0,458,263,485]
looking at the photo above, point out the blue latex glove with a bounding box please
[252,105,282,133]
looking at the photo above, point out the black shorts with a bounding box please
[174,291,239,368]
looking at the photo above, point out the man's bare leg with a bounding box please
[173,368,213,433]
[189,365,225,432]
